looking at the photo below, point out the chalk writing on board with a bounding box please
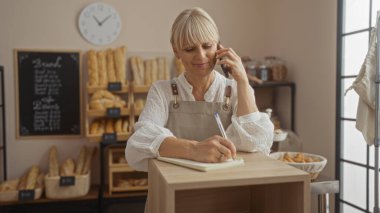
[17,50,81,136]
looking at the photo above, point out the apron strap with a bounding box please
[170,80,180,108]
[170,81,232,111]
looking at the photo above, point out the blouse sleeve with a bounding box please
[225,84,274,155]
[125,83,173,172]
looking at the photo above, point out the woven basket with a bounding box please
[269,152,327,180]
[0,188,42,202]
[45,172,90,199]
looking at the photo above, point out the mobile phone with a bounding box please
[217,43,230,78]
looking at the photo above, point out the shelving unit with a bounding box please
[251,80,296,131]
[0,66,6,181]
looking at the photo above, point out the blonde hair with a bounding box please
[170,7,220,50]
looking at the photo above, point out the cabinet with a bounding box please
[0,66,6,181]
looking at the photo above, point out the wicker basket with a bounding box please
[0,188,43,202]
[269,152,327,180]
[45,173,90,199]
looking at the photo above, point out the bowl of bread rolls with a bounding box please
[270,152,327,180]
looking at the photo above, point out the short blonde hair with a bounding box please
[170,7,220,50]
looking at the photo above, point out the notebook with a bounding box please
[157,156,244,172]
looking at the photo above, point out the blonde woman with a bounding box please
[126,7,273,172]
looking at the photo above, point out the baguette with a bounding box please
[60,158,75,176]
[131,56,142,85]
[137,56,145,84]
[151,58,158,83]
[106,49,117,82]
[157,57,165,80]
[97,50,108,86]
[87,50,99,86]
[114,118,123,133]
[25,165,40,190]
[114,46,127,84]
[17,172,28,190]
[75,146,87,175]
[35,172,45,189]
[105,119,114,134]
[49,146,59,177]
[82,147,97,175]
[144,59,152,85]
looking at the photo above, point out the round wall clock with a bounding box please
[78,2,122,45]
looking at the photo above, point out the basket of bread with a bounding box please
[45,146,96,199]
[269,152,327,180]
[0,166,44,202]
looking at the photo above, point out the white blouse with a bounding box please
[125,71,274,171]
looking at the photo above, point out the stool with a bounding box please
[310,175,339,213]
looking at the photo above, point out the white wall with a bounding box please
[0,0,337,211]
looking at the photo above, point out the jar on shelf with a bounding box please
[245,60,260,77]
[259,65,269,81]
[264,56,287,81]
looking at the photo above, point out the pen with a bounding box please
[214,112,227,139]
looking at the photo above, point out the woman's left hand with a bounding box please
[216,44,248,84]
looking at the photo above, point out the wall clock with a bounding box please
[78,2,122,45]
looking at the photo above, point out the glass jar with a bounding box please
[259,65,269,81]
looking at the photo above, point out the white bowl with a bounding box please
[270,152,327,179]
[273,129,288,142]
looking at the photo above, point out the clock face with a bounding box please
[78,3,122,45]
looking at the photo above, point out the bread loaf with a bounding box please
[25,165,40,190]
[114,118,123,133]
[105,119,114,133]
[107,49,117,82]
[122,118,129,133]
[35,172,45,189]
[97,50,108,86]
[82,147,97,175]
[157,57,165,80]
[151,58,158,83]
[131,56,142,85]
[90,120,100,135]
[144,59,152,85]
[114,46,127,84]
[137,56,145,84]
[60,158,75,176]
[87,50,99,86]
[49,146,59,177]
[17,173,28,190]
[0,179,19,192]
[75,146,87,175]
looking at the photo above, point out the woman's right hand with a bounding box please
[191,135,237,162]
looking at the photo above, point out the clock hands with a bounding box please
[93,15,112,26]
[92,16,102,26]
[99,15,111,26]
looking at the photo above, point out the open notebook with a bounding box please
[157,156,244,172]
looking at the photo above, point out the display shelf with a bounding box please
[132,84,150,93]
[86,107,131,117]
[87,82,129,94]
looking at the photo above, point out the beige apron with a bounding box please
[145,82,233,213]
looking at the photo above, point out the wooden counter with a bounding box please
[148,152,310,213]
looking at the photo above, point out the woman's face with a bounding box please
[175,41,217,77]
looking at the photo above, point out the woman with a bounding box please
[125,7,273,172]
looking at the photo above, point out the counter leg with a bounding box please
[318,193,329,213]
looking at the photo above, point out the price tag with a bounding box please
[107,82,122,91]
[103,133,117,144]
[107,107,121,118]
[60,176,75,186]
[18,190,35,201]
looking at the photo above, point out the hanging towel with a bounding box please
[345,28,376,145]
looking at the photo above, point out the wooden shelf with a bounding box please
[87,132,131,143]
[133,85,150,93]
[87,83,129,94]
[0,185,99,206]
[86,107,131,117]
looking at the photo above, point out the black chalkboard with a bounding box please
[16,50,82,137]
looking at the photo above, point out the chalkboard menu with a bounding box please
[15,50,82,137]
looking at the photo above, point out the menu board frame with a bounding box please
[14,49,83,139]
